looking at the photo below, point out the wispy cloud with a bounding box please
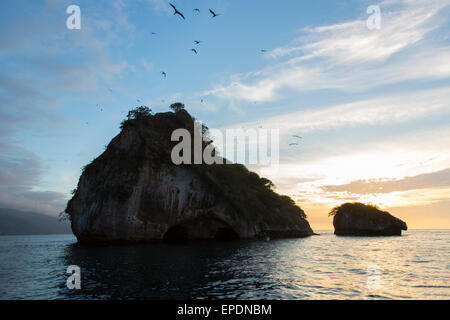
[142,0,171,13]
[223,86,450,134]
[271,1,444,63]
[322,168,450,194]
[0,143,68,215]
[205,0,450,103]
[0,0,142,215]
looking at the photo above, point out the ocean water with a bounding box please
[0,230,448,300]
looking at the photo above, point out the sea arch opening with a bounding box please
[163,217,239,242]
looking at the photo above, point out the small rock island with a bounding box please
[330,202,407,236]
[63,105,314,243]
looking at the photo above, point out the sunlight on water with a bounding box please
[0,230,448,299]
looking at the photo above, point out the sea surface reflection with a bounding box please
[0,230,449,299]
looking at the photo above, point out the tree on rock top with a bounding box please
[126,106,153,120]
[170,102,185,112]
[328,202,383,217]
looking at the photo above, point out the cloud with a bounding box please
[142,0,171,13]
[141,59,154,72]
[272,1,444,64]
[205,0,450,103]
[0,144,68,215]
[0,145,43,186]
[0,187,68,216]
[0,0,143,215]
[223,86,450,134]
[321,168,450,194]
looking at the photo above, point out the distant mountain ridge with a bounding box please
[0,207,71,235]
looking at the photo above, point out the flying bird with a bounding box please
[169,3,185,20]
[261,49,268,53]
[151,32,156,35]
[137,99,141,103]
[193,8,200,13]
[289,143,299,146]
[194,40,202,45]
[201,99,204,103]
[191,48,198,54]
[161,71,167,78]
[209,9,220,18]
[292,135,303,139]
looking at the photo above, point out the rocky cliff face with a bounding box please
[331,203,407,236]
[65,108,314,243]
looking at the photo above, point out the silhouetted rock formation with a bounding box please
[64,106,314,243]
[330,202,407,236]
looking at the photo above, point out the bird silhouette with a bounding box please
[201,99,204,103]
[169,3,185,19]
[193,8,200,13]
[209,9,220,18]
[292,135,302,139]
[194,40,202,45]
[161,71,167,78]
[151,32,156,35]
[289,143,299,146]
[191,48,198,54]
[137,99,141,103]
[261,49,268,53]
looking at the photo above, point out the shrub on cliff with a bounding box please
[169,102,185,112]
[65,104,308,227]
[329,202,384,217]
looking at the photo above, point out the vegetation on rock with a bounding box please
[64,104,308,233]
[329,202,384,217]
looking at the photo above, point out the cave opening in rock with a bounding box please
[214,227,239,241]
[163,224,189,242]
[163,218,239,242]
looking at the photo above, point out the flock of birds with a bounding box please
[93,3,302,148]
[160,3,268,78]
[159,3,222,78]
[169,3,220,20]
[289,135,303,146]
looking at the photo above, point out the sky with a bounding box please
[0,0,449,230]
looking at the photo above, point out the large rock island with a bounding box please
[330,202,407,236]
[64,105,314,243]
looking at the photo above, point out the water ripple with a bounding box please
[0,230,449,299]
